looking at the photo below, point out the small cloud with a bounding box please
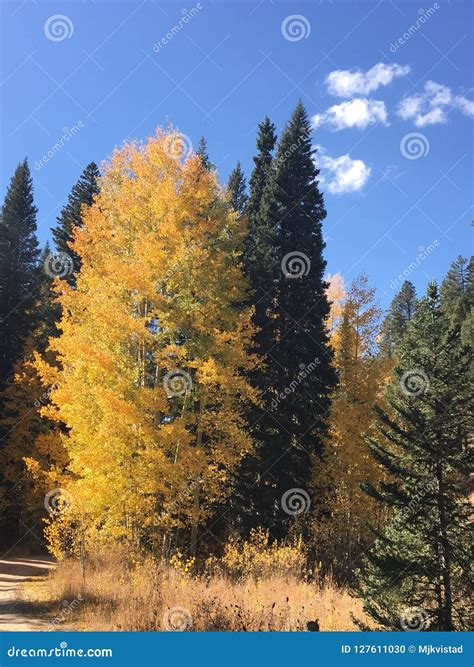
[326,63,410,97]
[397,80,474,127]
[315,145,371,194]
[312,98,388,131]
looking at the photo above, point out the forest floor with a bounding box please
[0,556,55,631]
[0,550,369,631]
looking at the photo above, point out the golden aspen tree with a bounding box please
[312,274,390,576]
[34,129,258,557]
[326,273,346,347]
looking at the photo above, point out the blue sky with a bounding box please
[1,0,472,307]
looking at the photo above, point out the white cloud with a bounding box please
[456,96,474,116]
[315,146,371,194]
[312,98,388,131]
[326,63,410,97]
[397,80,474,126]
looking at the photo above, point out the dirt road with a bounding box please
[0,556,54,631]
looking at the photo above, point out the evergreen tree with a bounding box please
[0,159,39,393]
[227,162,247,214]
[196,136,214,171]
[220,117,277,534]
[246,102,336,536]
[0,243,60,542]
[353,283,472,631]
[440,255,472,345]
[52,162,100,284]
[381,281,417,356]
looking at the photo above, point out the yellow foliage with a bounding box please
[35,128,259,554]
[206,528,306,580]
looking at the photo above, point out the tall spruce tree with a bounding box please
[0,159,39,393]
[246,102,336,536]
[440,255,472,345]
[381,281,418,357]
[196,136,214,171]
[227,162,247,214]
[353,283,472,631]
[52,162,100,284]
[217,117,278,535]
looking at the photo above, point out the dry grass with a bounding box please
[39,548,368,631]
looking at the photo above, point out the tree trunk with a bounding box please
[435,462,454,630]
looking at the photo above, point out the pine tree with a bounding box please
[52,162,100,284]
[227,162,247,214]
[217,116,279,535]
[353,283,472,631]
[246,102,336,536]
[244,116,277,271]
[0,244,60,544]
[0,159,39,393]
[196,136,214,171]
[381,281,417,357]
[440,255,472,345]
